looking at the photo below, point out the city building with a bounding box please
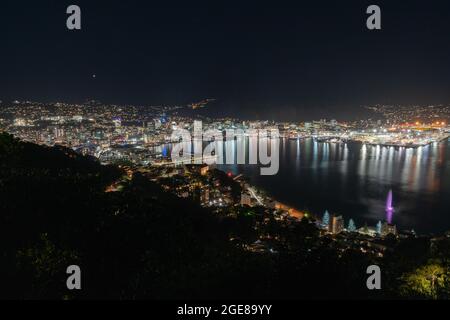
[331,215,345,234]
[381,222,397,237]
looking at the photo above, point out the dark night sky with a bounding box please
[2,0,450,120]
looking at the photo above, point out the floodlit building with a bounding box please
[381,222,397,237]
[331,215,344,234]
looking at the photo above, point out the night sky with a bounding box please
[2,0,450,120]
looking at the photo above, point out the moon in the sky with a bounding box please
[92,74,96,79]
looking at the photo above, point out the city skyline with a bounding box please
[1,99,449,233]
[3,0,450,302]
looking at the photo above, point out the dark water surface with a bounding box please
[217,138,450,234]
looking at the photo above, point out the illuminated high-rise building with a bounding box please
[322,210,330,230]
[347,219,356,232]
[331,215,344,234]
[381,222,397,237]
[376,221,382,235]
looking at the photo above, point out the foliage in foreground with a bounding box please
[1,132,450,299]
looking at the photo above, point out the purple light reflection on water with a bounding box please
[386,189,394,224]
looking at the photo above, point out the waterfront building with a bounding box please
[376,221,382,235]
[331,215,344,234]
[381,222,397,237]
[322,210,330,230]
[347,219,357,232]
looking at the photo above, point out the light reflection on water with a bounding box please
[217,137,450,233]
